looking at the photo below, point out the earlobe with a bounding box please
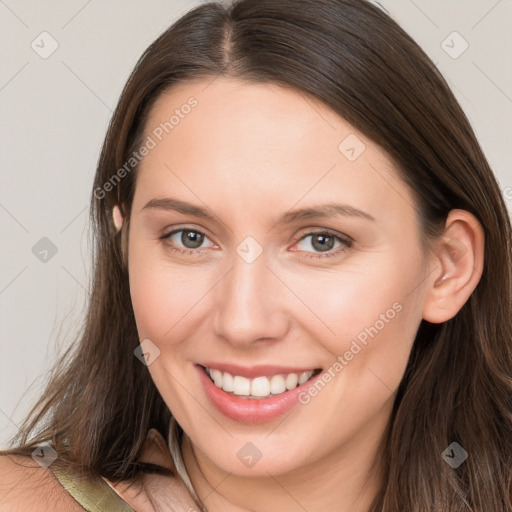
[422,209,485,324]
[113,205,124,231]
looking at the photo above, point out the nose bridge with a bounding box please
[213,243,288,346]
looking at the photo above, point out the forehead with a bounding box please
[133,77,415,226]
[143,77,364,160]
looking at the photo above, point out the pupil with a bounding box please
[182,230,203,249]
[312,234,334,252]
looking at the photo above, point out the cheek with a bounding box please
[288,272,422,452]
[283,255,420,350]
[128,242,213,341]
[127,246,211,417]
[281,247,425,397]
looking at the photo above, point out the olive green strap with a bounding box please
[49,463,136,512]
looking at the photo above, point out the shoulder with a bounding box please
[0,453,85,511]
[103,429,199,511]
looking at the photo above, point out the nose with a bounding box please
[212,247,290,348]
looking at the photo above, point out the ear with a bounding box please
[112,204,124,231]
[422,209,485,323]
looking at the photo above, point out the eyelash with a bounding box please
[159,227,352,260]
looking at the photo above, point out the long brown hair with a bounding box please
[3,0,511,510]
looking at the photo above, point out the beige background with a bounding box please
[1,0,511,447]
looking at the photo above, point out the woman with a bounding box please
[1,0,511,510]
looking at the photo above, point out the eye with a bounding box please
[292,230,352,259]
[160,228,216,255]
[160,227,352,259]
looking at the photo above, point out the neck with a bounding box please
[180,404,391,512]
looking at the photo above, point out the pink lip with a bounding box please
[196,364,322,424]
[198,362,318,379]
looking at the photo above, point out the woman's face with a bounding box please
[127,77,432,477]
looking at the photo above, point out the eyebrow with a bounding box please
[141,197,375,224]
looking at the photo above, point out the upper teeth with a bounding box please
[206,367,315,398]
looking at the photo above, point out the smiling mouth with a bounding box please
[200,365,322,399]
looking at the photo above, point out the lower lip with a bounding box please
[196,365,322,424]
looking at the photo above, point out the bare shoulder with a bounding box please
[0,454,84,512]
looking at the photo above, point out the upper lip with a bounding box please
[198,362,321,379]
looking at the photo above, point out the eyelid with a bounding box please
[160,223,215,240]
[291,227,352,245]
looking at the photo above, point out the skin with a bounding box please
[116,77,484,511]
